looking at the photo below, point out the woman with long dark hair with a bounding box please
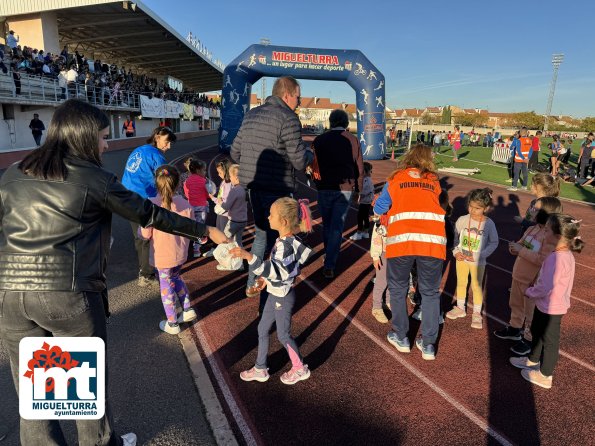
[0,99,227,445]
[373,144,446,360]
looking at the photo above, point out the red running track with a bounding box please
[178,146,595,446]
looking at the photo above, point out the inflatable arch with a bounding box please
[219,44,386,160]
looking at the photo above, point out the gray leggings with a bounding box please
[255,290,303,369]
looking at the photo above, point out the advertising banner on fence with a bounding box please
[139,95,164,118]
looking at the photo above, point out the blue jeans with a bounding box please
[247,190,290,288]
[317,190,352,270]
[387,256,444,346]
[0,290,123,446]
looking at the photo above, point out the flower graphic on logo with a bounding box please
[23,342,79,392]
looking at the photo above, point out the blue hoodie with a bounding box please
[121,144,166,198]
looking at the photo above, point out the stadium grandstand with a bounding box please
[0,0,223,164]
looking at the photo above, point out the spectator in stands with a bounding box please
[58,66,67,99]
[231,76,313,302]
[10,62,21,96]
[312,109,364,279]
[66,65,78,98]
[6,30,19,51]
[28,113,45,146]
[0,47,7,74]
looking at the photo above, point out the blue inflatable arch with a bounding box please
[219,44,386,160]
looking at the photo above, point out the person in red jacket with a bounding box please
[373,144,446,360]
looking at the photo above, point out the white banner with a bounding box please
[165,100,183,118]
[183,104,194,120]
[139,95,164,118]
[194,106,203,117]
[203,108,210,120]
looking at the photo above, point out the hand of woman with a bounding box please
[206,226,230,245]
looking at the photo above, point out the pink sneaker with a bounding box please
[280,365,310,385]
[239,367,269,383]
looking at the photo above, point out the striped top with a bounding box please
[248,235,312,297]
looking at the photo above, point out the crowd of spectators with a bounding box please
[2,33,220,109]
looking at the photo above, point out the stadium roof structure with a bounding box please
[0,0,223,91]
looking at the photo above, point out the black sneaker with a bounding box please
[493,326,522,340]
[510,338,532,355]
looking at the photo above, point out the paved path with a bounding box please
[0,135,220,445]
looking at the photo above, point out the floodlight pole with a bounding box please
[543,53,564,132]
[259,38,270,104]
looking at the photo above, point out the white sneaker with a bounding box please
[177,308,197,323]
[202,248,215,257]
[361,232,370,239]
[159,320,180,335]
[121,433,137,446]
[349,232,362,241]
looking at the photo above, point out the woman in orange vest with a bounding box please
[373,144,446,360]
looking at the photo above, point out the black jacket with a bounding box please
[0,158,206,292]
[230,95,312,193]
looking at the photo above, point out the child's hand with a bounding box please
[513,216,523,224]
[230,247,253,261]
[373,258,382,271]
[509,242,522,255]
[454,252,466,261]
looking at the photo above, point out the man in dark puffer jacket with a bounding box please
[231,76,313,300]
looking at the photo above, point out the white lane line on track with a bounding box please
[296,178,595,371]
[299,277,514,446]
[190,319,259,446]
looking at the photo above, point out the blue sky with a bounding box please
[143,0,594,117]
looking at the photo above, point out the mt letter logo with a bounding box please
[19,337,105,420]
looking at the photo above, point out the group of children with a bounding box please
[140,151,583,390]
[366,172,583,389]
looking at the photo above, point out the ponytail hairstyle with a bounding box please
[274,197,313,234]
[146,126,176,146]
[531,173,560,197]
[547,214,585,253]
[188,158,206,175]
[533,197,563,225]
[154,164,180,210]
[216,158,232,182]
[467,187,493,210]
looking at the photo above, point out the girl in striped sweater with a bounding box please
[231,197,312,385]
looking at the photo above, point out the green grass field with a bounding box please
[389,138,595,204]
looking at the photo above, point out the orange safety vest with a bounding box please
[123,120,134,134]
[385,168,446,260]
[514,137,532,163]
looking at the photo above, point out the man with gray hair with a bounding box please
[311,109,364,279]
[231,76,313,302]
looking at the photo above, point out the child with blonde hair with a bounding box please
[446,188,499,329]
[510,214,584,389]
[495,196,563,354]
[514,173,560,236]
[231,198,313,385]
[141,165,226,334]
[203,158,232,258]
[217,164,247,271]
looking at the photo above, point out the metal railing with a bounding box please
[0,71,141,109]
